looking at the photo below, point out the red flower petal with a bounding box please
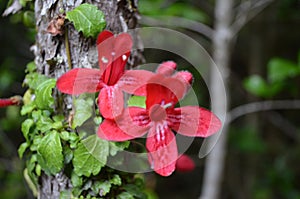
[176,154,195,172]
[98,86,124,119]
[97,119,137,141]
[98,107,150,141]
[118,70,154,95]
[146,74,185,108]
[57,68,102,95]
[146,124,178,176]
[173,71,193,86]
[156,61,177,76]
[97,32,133,85]
[168,106,221,137]
[96,30,114,45]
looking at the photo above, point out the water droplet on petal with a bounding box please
[122,54,127,61]
[111,52,116,56]
[101,56,108,63]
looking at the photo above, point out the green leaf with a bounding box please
[110,174,122,186]
[63,145,73,164]
[109,141,130,156]
[243,75,282,98]
[71,172,83,187]
[72,97,94,129]
[66,3,106,38]
[92,181,111,197]
[37,131,64,175]
[21,103,36,115]
[36,115,54,132]
[268,58,299,82]
[26,154,38,190]
[60,190,72,199]
[117,192,135,199]
[35,78,56,109]
[23,11,35,28]
[18,142,29,158]
[123,184,147,199]
[25,61,36,73]
[21,119,34,141]
[73,135,109,177]
[128,96,146,108]
[24,73,49,90]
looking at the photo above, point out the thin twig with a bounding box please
[231,0,274,36]
[228,100,300,123]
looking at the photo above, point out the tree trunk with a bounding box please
[33,0,141,198]
[200,0,233,199]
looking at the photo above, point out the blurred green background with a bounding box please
[1,0,300,198]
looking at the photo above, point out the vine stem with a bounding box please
[0,96,22,107]
[65,26,72,70]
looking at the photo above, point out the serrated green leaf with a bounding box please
[21,118,34,141]
[24,73,49,90]
[267,58,299,82]
[18,142,29,158]
[72,97,93,129]
[71,172,83,188]
[53,114,65,122]
[37,131,64,175]
[73,135,109,177]
[117,192,135,199]
[123,184,147,199]
[92,181,111,197]
[21,103,36,115]
[128,96,146,108]
[109,141,130,156]
[35,78,56,109]
[36,115,54,132]
[110,174,122,186]
[66,3,106,38]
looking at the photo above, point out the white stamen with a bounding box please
[101,56,108,63]
[122,54,127,61]
[162,102,173,109]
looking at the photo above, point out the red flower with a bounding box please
[97,72,221,176]
[176,154,195,173]
[57,30,151,119]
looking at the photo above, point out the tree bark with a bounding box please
[33,0,141,198]
[200,0,233,199]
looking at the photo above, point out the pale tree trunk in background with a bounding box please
[200,0,234,199]
[33,0,141,198]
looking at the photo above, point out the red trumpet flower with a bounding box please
[57,30,151,119]
[98,72,221,176]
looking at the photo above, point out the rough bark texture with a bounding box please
[33,0,141,198]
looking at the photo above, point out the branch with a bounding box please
[266,111,299,140]
[231,0,274,36]
[228,100,300,123]
[2,0,22,17]
[140,16,214,40]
